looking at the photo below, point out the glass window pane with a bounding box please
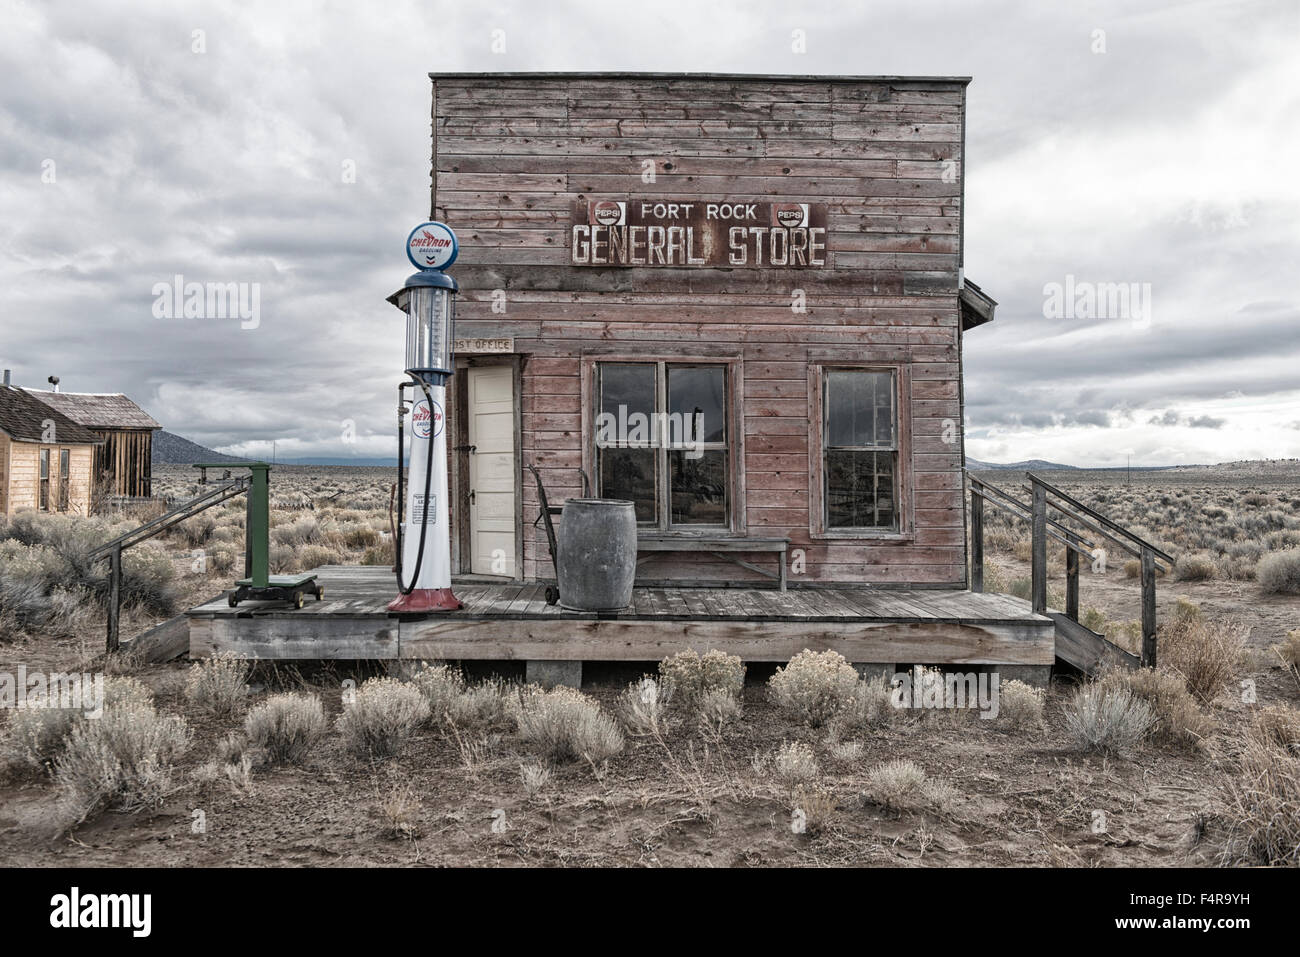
[670,450,728,526]
[668,366,726,445]
[598,447,657,524]
[826,449,896,529]
[826,371,895,448]
[598,363,657,446]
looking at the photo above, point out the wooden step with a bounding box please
[1049,611,1139,675]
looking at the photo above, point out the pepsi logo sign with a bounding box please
[406,221,458,270]
[591,200,626,226]
[411,398,444,439]
[774,203,809,228]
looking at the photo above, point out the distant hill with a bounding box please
[152,431,249,465]
[966,457,1081,471]
[273,456,394,467]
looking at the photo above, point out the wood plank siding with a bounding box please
[93,428,154,498]
[432,74,971,588]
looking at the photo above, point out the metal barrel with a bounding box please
[556,498,637,611]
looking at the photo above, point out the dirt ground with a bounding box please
[1,466,1297,867]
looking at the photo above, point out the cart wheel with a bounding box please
[227,592,239,608]
[294,591,305,610]
[315,586,324,601]
[545,585,559,605]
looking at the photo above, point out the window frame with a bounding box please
[808,361,913,540]
[39,447,50,511]
[583,354,744,536]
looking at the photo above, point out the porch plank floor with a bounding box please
[189,566,1044,625]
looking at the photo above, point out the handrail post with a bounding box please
[1141,547,1157,667]
[106,544,122,654]
[1031,481,1047,614]
[970,481,984,593]
[1065,531,1080,622]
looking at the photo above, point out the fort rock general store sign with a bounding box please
[571,199,828,268]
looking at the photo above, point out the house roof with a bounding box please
[0,387,103,445]
[20,389,161,431]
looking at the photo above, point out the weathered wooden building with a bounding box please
[0,385,101,516]
[434,73,995,589]
[22,390,161,499]
[194,73,1099,687]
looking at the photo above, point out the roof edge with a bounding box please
[428,71,971,85]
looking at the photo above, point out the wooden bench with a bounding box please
[636,534,790,590]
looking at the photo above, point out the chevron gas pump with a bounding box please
[387,222,461,613]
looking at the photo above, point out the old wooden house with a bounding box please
[21,389,161,499]
[193,72,1113,687]
[0,384,101,516]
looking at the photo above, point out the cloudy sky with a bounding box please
[2,0,1296,467]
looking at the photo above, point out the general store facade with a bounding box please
[433,72,995,590]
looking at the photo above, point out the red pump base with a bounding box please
[387,588,462,613]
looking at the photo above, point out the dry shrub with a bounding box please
[768,649,861,727]
[1174,554,1217,581]
[336,678,430,757]
[773,740,818,785]
[2,676,152,774]
[859,759,954,814]
[513,686,623,764]
[1257,549,1300,594]
[831,675,899,734]
[1272,630,1300,675]
[446,679,510,729]
[1220,723,1300,866]
[52,701,190,829]
[792,785,837,835]
[519,761,551,800]
[1160,604,1246,704]
[378,785,421,838]
[616,676,671,735]
[658,649,744,709]
[996,679,1045,732]
[1101,668,1212,751]
[184,653,251,717]
[1252,705,1300,754]
[409,663,465,720]
[244,692,327,765]
[697,686,743,728]
[1062,684,1155,755]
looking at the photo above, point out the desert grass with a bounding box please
[335,678,430,757]
[183,652,251,717]
[244,693,327,765]
[1062,683,1156,755]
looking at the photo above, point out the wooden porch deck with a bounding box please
[187,566,1055,668]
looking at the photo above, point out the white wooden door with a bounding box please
[467,365,517,577]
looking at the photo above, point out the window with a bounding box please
[59,449,70,511]
[595,362,729,529]
[39,448,50,511]
[824,370,898,530]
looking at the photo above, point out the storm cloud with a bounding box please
[1,0,1297,466]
